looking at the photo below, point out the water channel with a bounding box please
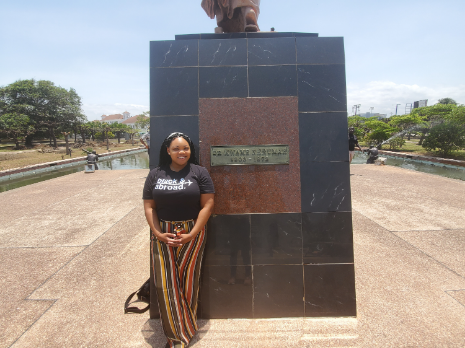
[0,151,150,193]
[1,151,464,193]
[351,152,465,181]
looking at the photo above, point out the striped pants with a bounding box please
[151,220,206,348]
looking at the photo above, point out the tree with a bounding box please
[125,127,140,146]
[0,113,35,149]
[422,121,465,157]
[447,105,465,125]
[389,113,426,140]
[438,98,457,105]
[0,79,86,148]
[409,103,456,145]
[111,122,130,143]
[135,113,150,131]
[363,119,396,148]
[347,115,366,138]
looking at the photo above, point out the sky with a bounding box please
[1,0,464,120]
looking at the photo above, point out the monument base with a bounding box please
[149,32,356,319]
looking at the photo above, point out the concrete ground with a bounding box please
[0,165,464,348]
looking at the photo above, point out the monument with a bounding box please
[148,6,356,319]
[201,0,260,33]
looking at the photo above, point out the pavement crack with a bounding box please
[25,206,138,301]
[8,299,57,348]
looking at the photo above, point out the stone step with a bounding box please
[189,318,359,347]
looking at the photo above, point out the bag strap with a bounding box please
[124,291,150,314]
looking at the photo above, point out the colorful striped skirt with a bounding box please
[151,219,206,348]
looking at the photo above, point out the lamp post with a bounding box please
[370,107,374,117]
[395,104,401,115]
[354,104,361,116]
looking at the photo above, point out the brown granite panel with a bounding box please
[199,97,301,214]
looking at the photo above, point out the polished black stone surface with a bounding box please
[175,32,318,40]
[251,213,302,265]
[296,37,345,65]
[304,264,356,317]
[300,162,351,212]
[248,37,296,65]
[247,32,318,39]
[303,243,354,264]
[248,65,297,97]
[199,39,247,66]
[302,212,353,243]
[204,214,251,267]
[150,67,198,116]
[199,66,248,98]
[299,112,348,162]
[297,65,347,112]
[253,265,304,318]
[196,33,248,40]
[149,116,199,170]
[198,265,253,319]
[150,40,198,68]
[150,33,356,319]
[302,212,353,264]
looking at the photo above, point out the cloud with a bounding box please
[347,81,465,116]
[82,103,149,121]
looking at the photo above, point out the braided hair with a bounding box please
[158,132,199,167]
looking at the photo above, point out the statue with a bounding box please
[201,0,260,33]
[83,149,99,170]
[365,146,379,164]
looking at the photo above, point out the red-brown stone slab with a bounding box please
[199,97,301,214]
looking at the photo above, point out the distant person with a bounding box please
[83,149,99,170]
[365,145,379,164]
[348,127,362,163]
[140,127,150,153]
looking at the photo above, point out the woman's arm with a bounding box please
[143,199,180,247]
[177,193,214,245]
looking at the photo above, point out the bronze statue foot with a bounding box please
[245,24,258,32]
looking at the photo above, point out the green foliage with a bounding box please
[347,115,365,137]
[135,114,150,130]
[95,131,114,139]
[388,137,406,150]
[422,121,465,157]
[0,113,35,149]
[448,105,465,125]
[0,79,86,147]
[363,120,397,147]
[438,97,457,105]
[410,103,455,121]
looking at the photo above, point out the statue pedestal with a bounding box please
[149,32,356,319]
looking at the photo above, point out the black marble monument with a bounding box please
[149,32,356,319]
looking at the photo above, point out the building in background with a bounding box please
[101,111,131,124]
[122,115,149,133]
[414,100,428,108]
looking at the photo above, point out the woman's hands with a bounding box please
[154,231,194,247]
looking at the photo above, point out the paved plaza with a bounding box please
[1,165,464,347]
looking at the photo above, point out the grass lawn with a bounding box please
[0,140,144,171]
[360,137,465,161]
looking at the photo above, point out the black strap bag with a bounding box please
[124,278,150,314]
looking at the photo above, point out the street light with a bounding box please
[353,104,361,115]
[395,104,401,115]
[370,107,374,117]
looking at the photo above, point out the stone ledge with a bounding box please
[377,150,465,168]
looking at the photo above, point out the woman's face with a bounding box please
[168,137,191,167]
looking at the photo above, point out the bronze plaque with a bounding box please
[210,145,289,166]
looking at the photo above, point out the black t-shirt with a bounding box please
[142,164,215,221]
[348,134,359,151]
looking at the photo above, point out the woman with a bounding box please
[142,132,215,348]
